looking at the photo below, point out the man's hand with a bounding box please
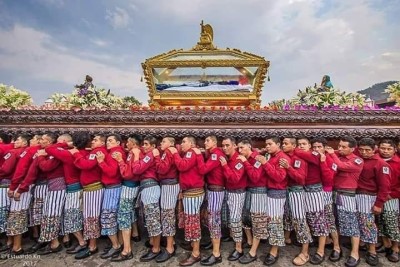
[219,156,227,166]
[279,158,290,169]
[168,147,178,154]
[36,149,47,157]
[192,148,202,155]
[131,148,141,156]
[69,148,79,155]
[325,147,334,154]
[320,152,327,162]
[7,190,14,198]
[96,151,105,163]
[14,192,21,201]
[152,149,160,157]
[255,155,267,164]
[237,155,247,162]
[112,152,123,162]
[372,205,382,215]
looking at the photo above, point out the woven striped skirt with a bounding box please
[0,180,11,233]
[6,186,32,236]
[182,188,205,242]
[160,180,180,237]
[117,183,139,231]
[82,182,104,240]
[356,194,377,244]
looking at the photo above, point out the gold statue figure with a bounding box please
[193,20,216,50]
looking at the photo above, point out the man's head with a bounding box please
[237,139,253,158]
[30,135,42,147]
[126,135,141,150]
[222,136,237,157]
[282,137,297,153]
[181,136,196,152]
[57,134,72,144]
[14,134,30,149]
[143,136,157,153]
[311,137,328,154]
[0,132,11,144]
[160,137,175,151]
[41,132,57,148]
[378,139,396,159]
[72,132,90,150]
[297,137,311,151]
[91,134,106,149]
[265,136,281,154]
[358,138,376,159]
[337,136,357,156]
[107,134,122,150]
[204,135,218,151]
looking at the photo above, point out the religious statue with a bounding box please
[193,21,216,50]
[75,75,94,97]
[316,75,333,92]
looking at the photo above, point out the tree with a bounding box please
[385,81,400,105]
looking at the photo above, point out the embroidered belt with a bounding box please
[105,183,122,189]
[207,185,225,192]
[122,180,140,188]
[140,178,158,189]
[226,188,246,194]
[48,177,66,191]
[183,188,205,198]
[66,182,82,193]
[304,183,323,192]
[0,179,11,187]
[248,187,268,194]
[288,185,305,193]
[356,190,377,196]
[83,182,103,192]
[267,189,286,199]
[334,189,356,197]
[160,178,179,185]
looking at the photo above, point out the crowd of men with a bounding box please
[0,131,399,267]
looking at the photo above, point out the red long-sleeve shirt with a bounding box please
[0,147,25,180]
[294,148,322,185]
[9,145,41,191]
[358,154,391,208]
[262,150,290,190]
[331,152,364,191]
[155,149,178,180]
[380,154,400,199]
[45,143,83,185]
[17,156,44,193]
[98,146,124,186]
[174,149,204,190]
[285,152,307,187]
[37,150,64,179]
[243,151,267,188]
[321,154,335,191]
[0,143,14,167]
[197,147,225,187]
[131,151,157,180]
[74,146,107,186]
[223,151,247,190]
[118,151,141,181]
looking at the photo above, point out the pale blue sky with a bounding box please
[0,0,399,105]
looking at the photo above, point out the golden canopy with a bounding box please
[141,21,269,107]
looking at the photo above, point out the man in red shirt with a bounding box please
[279,137,313,266]
[355,138,391,266]
[96,134,125,259]
[219,136,247,262]
[377,139,400,262]
[6,135,40,256]
[294,137,329,265]
[169,136,205,266]
[254,137,290,266]
[36,133,66,255]
[112,135,142,262]
[153,136,179,263]
[0,134,29,254]
[235,139,267,264]
[131,135,162,262]
[70,134,107,259]
[326,136,364,267]
[197,135,225,266]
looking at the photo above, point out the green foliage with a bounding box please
[385,81,400,105]
[290,86,365,108]
[49,88,142,110]
[0,83,32,109]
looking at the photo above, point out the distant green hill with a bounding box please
[358,81,398,101]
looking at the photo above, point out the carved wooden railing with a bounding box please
[0,110,399,139]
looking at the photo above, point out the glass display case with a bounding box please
[141,21,269,107]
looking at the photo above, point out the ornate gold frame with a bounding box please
[141,22,269,107]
